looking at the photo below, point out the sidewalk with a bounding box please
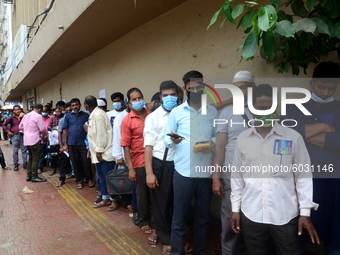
[0,141,221,254]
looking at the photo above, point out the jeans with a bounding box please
[132,184,137,213]
[325,245,340,255]
[95,161,118,201]
[38,143,47,170]
[171,170,212,255]
[12,133,27,165]
[27,141,42,178]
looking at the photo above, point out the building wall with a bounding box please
[23,0,340,217]
[11,0,50,40]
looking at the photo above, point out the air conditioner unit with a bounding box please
[3,0,14,4]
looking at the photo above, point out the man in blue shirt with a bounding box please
[63,98,93,189]
[282,62,340,254]
[164,71,218,254]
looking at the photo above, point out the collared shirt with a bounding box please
[217,106,252,170]
[106,109,122,128]
[164,100,218,177]
[3,113,24,133]
[63,111,89,146]
[88,107,115,164]
[49,116,60,128]
[144,106,175,161]
[120,109,151,168]
[112,110,128,161]
[231,122,318,226]
[19,111,47,146]
[57,116,66,146]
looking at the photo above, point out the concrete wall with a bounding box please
[24,0,340,217]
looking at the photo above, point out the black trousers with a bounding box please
[59,152,71,182]
[149,160,174,245]
[135,167,152,227]
[241,213,301,255]
[68,145,92,184]
[0,146,6,168]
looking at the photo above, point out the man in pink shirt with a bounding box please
[19,104,48,183]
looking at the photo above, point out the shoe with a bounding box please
[14,165,19,171]
[93,199,111,208]
[126,205,133,212]
[107,201,121,211]
[23,163,27,169]
[88,180,95,187]
[26,176,32,182]
[133,212,138,226]
[31,177,47,182]
[77,183,83,189]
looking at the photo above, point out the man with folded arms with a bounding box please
[19,104,47,183]
[231,84,320,254]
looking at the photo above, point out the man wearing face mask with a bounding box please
[164,71,218,255]
[231,84,319,254]
[63,98,93,189]
[282,62,340,254]
[107,92,125,128]
[212,71,255,255]
[143,81,178,253]
[37,105,51,174]
[121,88,154,237]
[19,104,47,182]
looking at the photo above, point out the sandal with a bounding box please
[3,166,11,170]
[37,169,42,174]
[49,169,56,176]
[77,183,83,189]
[107,201,121,211]
[56,181,65,188]
[148,229,158,245]
[141,225,152,234]
[163,245,171,255]
[185,242,193,253]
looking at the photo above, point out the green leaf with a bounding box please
[207,6,224,30]
[242,29,259,60]
[299,31,314,50]
[293,22,303,32]
[292,65,300,76]
[219,17,228,29]
[282,61,290,72]
[330,21,340,39]
[276,20,295,38]
[269,0,281,7]
[232,4,244,20]
[224,2,236,26]
[296,18,316,34]
[262,31,276,59]
[260,46,267,59]
[258,5,277,31]
[252,15,259,47]
[311,17,330,36]
[238,10,257,29]
[306,0,317,10]
[291,2,301,16]
[329,0,339,18]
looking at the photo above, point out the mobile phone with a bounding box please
[167,133,183,139]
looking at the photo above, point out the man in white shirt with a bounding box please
[107,92,125,128]
[212,71,255,255]
[230,84,320,254]
[144,81,178,254]
[84,96,119,211]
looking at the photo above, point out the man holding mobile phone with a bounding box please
[164,71,218,254]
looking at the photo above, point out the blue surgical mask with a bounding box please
[42,112,48,117]
[85,110,90,113]
[62,111,65,114]
[311,85,334,104]
[244,101,248,106]
[311,92,334,104]
[72,109,82,114]
[131,100,145,111]
[113,102,122,110]
[162,96,178,111]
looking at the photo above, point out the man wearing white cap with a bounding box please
[97,99,107,111]
[212,71,255,255]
